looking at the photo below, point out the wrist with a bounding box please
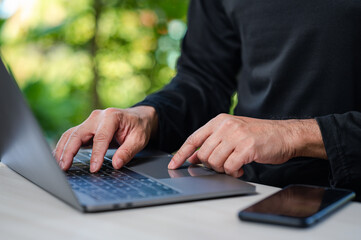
[283,119,327,160]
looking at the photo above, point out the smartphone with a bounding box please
[238,184,355,228]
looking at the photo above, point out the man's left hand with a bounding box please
[168,114,327,178]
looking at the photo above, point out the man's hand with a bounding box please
[168,114,327,178]
[54,106,158,173]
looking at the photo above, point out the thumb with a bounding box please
[111,132,146,169]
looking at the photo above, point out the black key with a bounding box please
[67,158,180,200]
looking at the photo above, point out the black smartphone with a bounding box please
[238,184,355,228]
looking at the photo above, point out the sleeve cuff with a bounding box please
[315,115,351,187]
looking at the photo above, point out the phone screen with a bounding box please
[239,185,355,227]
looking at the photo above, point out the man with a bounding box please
[54,0,361,199]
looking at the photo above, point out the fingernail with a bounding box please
[90,162,97,173]
[168,160,175,169]
[59,160,64,169]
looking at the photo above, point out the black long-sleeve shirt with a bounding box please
[135,0,361,199]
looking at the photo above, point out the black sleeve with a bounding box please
[134,0,241,152]
[316,112,361,197]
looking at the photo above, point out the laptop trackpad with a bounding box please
[126,156,216,179]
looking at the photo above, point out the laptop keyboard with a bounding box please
[65,152,179,201]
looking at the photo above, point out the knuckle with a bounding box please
[93,132,109,142]
[196,150,208,162]
[224,159,238,175]
[61,127,76,139]
[186,135,198,147]
[207,156,215,164]
[90,109,102,118]
[216,113,228,121]
[223,118,237,128]
[209,160,223,172]
[120,148,133,161]
[234,127,244,137]
[91,150,102,162]
[223,164,233,174]
[103,107,118,116]
[91,149,101,157]
[70,128,80,139]
[61,130,70,140]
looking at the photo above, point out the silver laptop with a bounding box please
[0,57,255,212]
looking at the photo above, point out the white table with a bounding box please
[0,162,360,240]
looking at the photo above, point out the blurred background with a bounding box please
[0,0,189,145]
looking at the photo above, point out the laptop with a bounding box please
[0,57,255,212]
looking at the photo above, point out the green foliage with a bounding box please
[0,0,189,142]
[22,78,91,137]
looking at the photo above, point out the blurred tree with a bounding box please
[0,0,189,144]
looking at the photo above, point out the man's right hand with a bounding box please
[53,106,158,173]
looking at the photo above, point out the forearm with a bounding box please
[283,119,327,160]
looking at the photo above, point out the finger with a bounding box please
[196,135,221,163]
[169,124,213,169]
[90,116,119,173]
[112,131,147,169]
[223,150,247,178]
[207,141,234,173]
[58,111,101,170]
[187,152,211,169]
[237,168,245,178]
[187,151,201,164]
[60,125,95,171]
[53,127,76,163]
